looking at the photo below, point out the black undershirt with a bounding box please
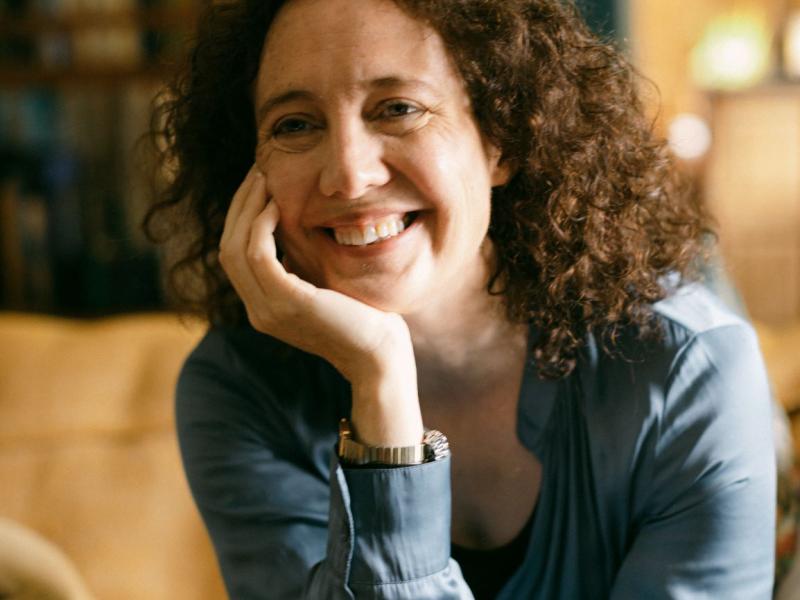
[450,509,535,600]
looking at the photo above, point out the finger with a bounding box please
[219,173,272,310]
[225,248,273,317]
[222,172,269,265]
[227,199,316,341]
[279,247,316,293]
[248,201,317,302]
[246,199,281,279]
[220,165,264,248]
[225,165,262,231]
[221,199,288,328]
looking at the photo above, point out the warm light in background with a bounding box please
[690,11,773,90]
[784,11,800,79]
[667,113,713,161]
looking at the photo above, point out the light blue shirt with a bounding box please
[176,282,776,599]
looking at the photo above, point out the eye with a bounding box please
[377,101,422,120]
[265,115,324,153]
[371,100,429,136]
[272,117,316,137]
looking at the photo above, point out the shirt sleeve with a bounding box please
[610,324,776,599]
[176,332,472,600]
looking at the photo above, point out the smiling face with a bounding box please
[253,0,509,315]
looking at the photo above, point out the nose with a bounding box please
[318,120,391,199]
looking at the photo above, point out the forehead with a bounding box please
[255,0,462,102]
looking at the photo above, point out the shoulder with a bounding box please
[652,279,751,346]
[647,282,769,428]
[584,280,766,403]
[575,281,773,508]
[649,281,766,398]
[645,283,773,476]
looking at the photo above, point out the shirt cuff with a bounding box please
[326,453,452,587]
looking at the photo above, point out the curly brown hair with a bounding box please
[144,0,713,378]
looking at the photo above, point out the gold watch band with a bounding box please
[337,418,426,466]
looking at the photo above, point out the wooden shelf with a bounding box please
[705,79,800,99]
[0,7,200,35]
[0,65,180,87]
[0,5,199,88]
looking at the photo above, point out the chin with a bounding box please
[326,278,420,315]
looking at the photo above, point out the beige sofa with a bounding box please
[0,313,225,600]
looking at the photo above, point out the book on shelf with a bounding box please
[0,171,53,311]
[0,179,26,308]
[1,0,200,76]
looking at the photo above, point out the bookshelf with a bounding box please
[0,0,201,315]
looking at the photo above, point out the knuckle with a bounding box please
[218,241,235,265]
[246,243,271,267]
[245,247,263,264]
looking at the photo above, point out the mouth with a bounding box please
[324,212,420,246]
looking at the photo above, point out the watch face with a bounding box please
[423,430,450,461]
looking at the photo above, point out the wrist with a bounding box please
[341,312,414,382]
[338,418,450,466]
[350,370,423,447]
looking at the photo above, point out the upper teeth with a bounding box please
[333,215,408,246]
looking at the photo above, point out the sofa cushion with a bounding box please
[0,313,225,600]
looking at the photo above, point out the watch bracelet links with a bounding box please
[339,436,426,465]
[338,418,449,466]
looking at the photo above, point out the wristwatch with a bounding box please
[337,418,450,466]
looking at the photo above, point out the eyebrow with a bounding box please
[255,76,437,128]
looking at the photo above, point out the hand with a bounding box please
[218,165,423,446]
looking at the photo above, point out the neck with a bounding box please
[403,241,528,403]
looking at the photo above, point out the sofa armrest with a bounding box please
[0,518,95,600]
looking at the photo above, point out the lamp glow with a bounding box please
[784,12,800,78]
[691,12,772,90]
[668,114,712,161]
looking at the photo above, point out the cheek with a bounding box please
[404,138,492,224]
[262,155,314,231]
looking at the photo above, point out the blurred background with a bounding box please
[0,0,197,317]
[1,0,800,599]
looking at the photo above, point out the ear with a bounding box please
[486,144,513,188]
[491,159,513,187]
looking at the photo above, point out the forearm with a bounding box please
[348,315,424,448]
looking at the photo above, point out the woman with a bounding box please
[145,0,776,598]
